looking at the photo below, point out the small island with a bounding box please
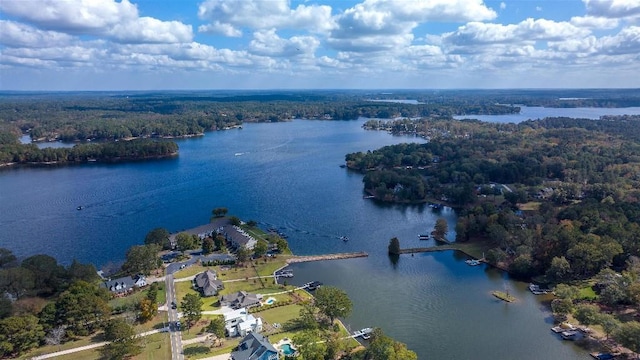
[492,291,516,303]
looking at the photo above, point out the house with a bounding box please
[225,226,257,250]
[194,270,224,297]
[100,274,146,295]
[224,308,263,337]
[231,332,277,360]
[221,291,261,310]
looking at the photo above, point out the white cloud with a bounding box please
[198,0,334,35]
[596,25,640,54]
[536,6,542,12]
[108,17,193,44]
[248,29,320,57]
[0,0,193,44]
[0,20,75,48]
[328,0,496,53]
[570,15,620,29]
[442,18,590,47]
[500,2,506,10]
[584,0,640,19]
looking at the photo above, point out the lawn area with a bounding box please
[134,312,169,333]
[257,304,303,325]
[579,285,598,300]
[453,239,495,259]
[337,320,362,349]
[21,333,105,359]
[518,201,541,211]
[184,337,240,359]
[175,280,200,304]
[253,257,289,277]
[217,265,258,281]
[220,279,281,295]
[133,332,171,360]
[50,348,101,360]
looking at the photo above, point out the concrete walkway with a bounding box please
[30,328,168,359]
[199,354,231,360]
[201,306,233,315]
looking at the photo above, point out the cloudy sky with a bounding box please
[1,0,639,90]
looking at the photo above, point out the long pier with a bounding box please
[398,245,457,254]
[286,252,368,264]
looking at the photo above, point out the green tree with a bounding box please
[146,282,159,303]
[598,313,620,340]
[246,220,258,227]
[101,318,142,360]
[21,254,67,295]
[122,244,161,276]
[292,330,326,360]
[550,298,573,318]
[144,227,170,249]
[0,267,35,299]
[545,257,572,283]
[253,241,268,258]
[615,321,640,354]
[314,286,352,324]
[0,248,17,269]
[212,207,228,218]
[388,237,400,255]
[214,235,225,251]
[53,281,111,336]
[433,218,448,240]
[235,247,250,264]
[202,237,215,255]
[67,260,100,283]
[206,316,225,339]
[0,314,44,358]
[229,216,241,226]
[181,293,203,331]
[0,298,11,319]
[553,284,580,300]
[366,328,417,360]
[176,233,197,253]
[574,304,600,326]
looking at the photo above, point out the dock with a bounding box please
[286,252,368,264]
[398,245,456,254]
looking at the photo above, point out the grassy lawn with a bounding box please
[218,265,258,281]
[51,348,101,360]
[254,258,289,277]
[175,280,200,304]
[579,285,598,300]
[518,201,541,211]
[21,333,105,359]
[134,312,169,333]
[184,337,240,359]
[257,304,303,325]
[453,240,495,259]
[133,332,171,360]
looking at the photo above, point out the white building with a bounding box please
[224,308,263,337]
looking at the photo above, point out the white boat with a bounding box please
[465,259,481,266]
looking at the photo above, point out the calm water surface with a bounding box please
[1,119,590,359]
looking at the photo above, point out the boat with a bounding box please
[76,206,84,210]
[529,283,551,295]
[306,281,323,291]
[418,234,429,240]
[465,259,481,266]
[340,236,349,242]
[362,333,371,340]
[560,330,579,340]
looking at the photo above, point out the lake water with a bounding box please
[455,106,640,123]
[1,119,589,359]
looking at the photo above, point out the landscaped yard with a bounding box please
[256,304,303,326]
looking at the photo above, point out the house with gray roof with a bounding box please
[221,291,261,309]
[100,275,147,296]
[193,270,224,297]
[231,332,277,360]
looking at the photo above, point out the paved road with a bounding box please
[166,274,184,360]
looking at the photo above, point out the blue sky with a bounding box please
[1,0,639,90]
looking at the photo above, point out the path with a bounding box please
[30,328,168,359]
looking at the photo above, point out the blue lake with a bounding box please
[0,118,591,359]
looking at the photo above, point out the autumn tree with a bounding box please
[433,218,448,240]
[138,298,157,322]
